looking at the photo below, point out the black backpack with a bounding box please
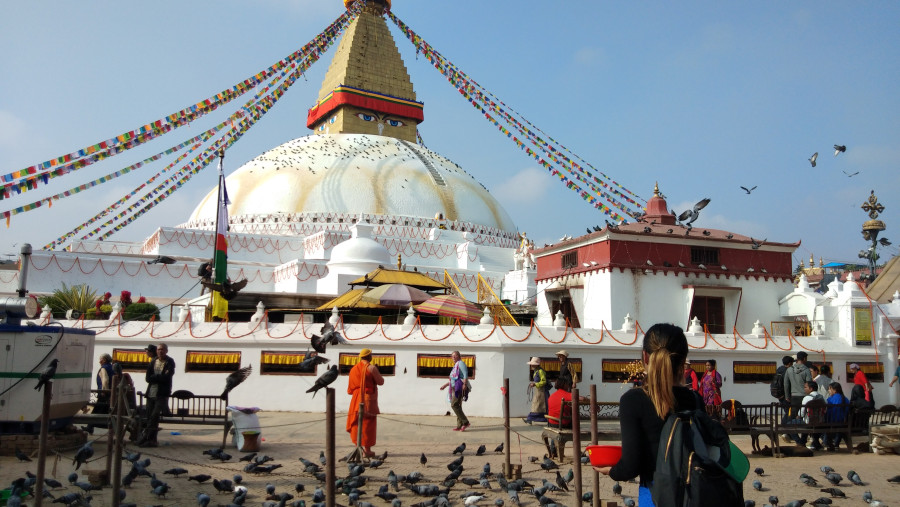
[650,409,744,507]
[770,367,786,399]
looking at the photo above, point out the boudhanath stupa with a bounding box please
[1,0,898,417]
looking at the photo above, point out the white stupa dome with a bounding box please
[327,222,391,275]
[187,134,516,234]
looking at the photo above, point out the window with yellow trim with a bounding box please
[338,353,396,376]
[847,362,884,383]
[417,354,476,379]
[601,359,636,383]
[732,361,776,384]
[113,348,152,372]
[259,351,317,376]
[185,351,242,373]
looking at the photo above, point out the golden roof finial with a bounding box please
[653,182,660,197]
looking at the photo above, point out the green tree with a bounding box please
[37,283,98,317]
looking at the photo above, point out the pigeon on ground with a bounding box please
[554,471,568,492]
[753,480,762,491]
[197,492,211,507]
[14,447,31,462]
[239,452,257,462]
[755,467,765,476]
[613,482,622,495]
[306,365,338,397]
[44,478,63,489]
[833,144,846,156]
[809,152,819,167]
[540,457,558,471]
[824,472,842,485]
[847,470,863,485]
[221,365,252,399]
[819,487,845,498]
[35,359,59,391]
[453,443,466,455]
[887,475,900,483]
[494,443,504,453]
[188,474,212,484]
[420,453,427,466]
[163,468,189,477]
[475,444,486,456]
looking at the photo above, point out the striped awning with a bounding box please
[261,351,306,365]
[113,349,151,364]
[850,362,884,374]
[339,353,396,367]
[316,288,390,310]
[601,360,635,373]
[543,360,583,373]
[417,354,474,368]
[733,362,776,375]
[186,351,241,365]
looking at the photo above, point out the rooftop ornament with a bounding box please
[859,190,890,282]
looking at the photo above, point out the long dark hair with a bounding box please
[642,323,689,418]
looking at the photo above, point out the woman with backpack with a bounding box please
[594,324,702,506]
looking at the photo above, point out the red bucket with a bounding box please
[585,445,622,467]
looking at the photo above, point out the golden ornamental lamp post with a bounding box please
[859,190,889,282]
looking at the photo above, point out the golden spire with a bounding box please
[653,182,660,197]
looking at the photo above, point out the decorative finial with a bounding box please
[653,182,660,197]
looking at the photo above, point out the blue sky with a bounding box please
[1,1,898,267]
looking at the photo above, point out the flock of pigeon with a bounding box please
[742,464,898,507]
[808,145,858,178]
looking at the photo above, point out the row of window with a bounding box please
[113,348,886,383]
[560,247,721,269]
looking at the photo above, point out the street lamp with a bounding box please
[860,190,889,282]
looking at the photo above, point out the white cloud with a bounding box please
[0,110,27,149]
[490,167,550,206]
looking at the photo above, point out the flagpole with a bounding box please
[213,149,225,284]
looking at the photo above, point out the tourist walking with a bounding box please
[346,348,384,458]
[440,350,470,431]
[139,343,174,447]
[523,357,549,424]
[699,359,723,416]
[594,323,704,507]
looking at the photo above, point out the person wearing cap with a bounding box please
[523,357,549,424]
[848,363,873,402]
[555,350,579,390]
[683,359,698,391]
[783,351,812,419]
[440,351,470,431]
[347,348,384,458]
[139,343,175,447]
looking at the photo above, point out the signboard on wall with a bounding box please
[854,307,872,346]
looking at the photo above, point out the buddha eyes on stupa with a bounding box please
[357,113,376,122]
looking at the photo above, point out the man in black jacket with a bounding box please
[139,343,175,447]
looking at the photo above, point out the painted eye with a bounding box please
[386,119,405,127]
[329,116,336,124]
[356,113,376,122]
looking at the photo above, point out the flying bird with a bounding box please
[842,170,859,177]
[220,365,252,399]
[740,185,757,194]
[201,278,248,301]
[677,198,711,229]
[306,365,338,397]
[809,152,819,167]
[833,144,846,156]
[310,321,345,354]
[298,352,329,372]
[35,358,59,391]
[878,238,891,247]
[751,238,766,250]
[146,255,176,265]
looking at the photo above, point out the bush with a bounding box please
[37,283,97,316]
[123,302,160,321]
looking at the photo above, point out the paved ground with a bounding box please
[2,408,899,506]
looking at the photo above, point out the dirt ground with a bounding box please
[2,411,899,506]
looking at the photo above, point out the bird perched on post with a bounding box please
[306,365,338,397]
[35,359,59,391]
[221,365,252,399]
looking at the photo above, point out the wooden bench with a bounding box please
[715,400,780,454]
[773,399,854,452]
[136,390,232,447]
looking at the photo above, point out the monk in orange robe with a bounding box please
[346,348,384,458]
